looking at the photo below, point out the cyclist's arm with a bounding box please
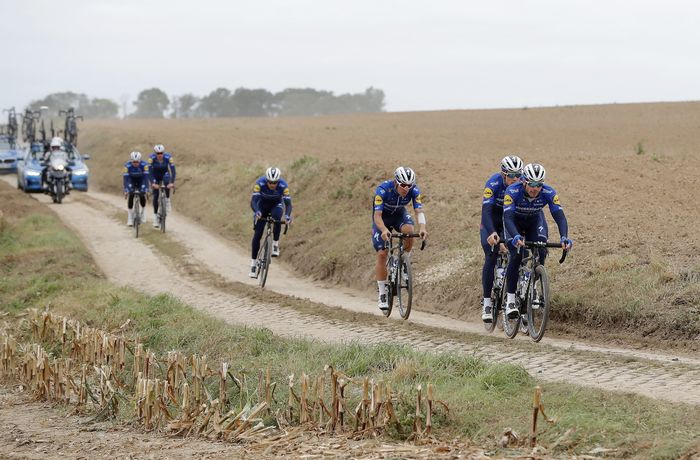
[251,183,262,213]
[282,187,292,217]
[481,182,498,234]
[502,194,519,242]
[122,167,130,192]
[547,191,569,240]
[373,210,389,235]
[168,160,176,184]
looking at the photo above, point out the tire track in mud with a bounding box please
[6,179,700,406]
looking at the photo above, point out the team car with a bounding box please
[17,141,90,192]
[0,135,20,173]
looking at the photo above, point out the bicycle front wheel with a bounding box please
[396,255,413,320]
[159,193,167,233]
[134,201,140,238]
[383,256,398,318]
[527,265,550,342]
[259,234,273,288]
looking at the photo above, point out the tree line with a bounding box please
[26,87,386,119]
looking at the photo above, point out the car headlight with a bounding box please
[26,170,41,177]
[72,169,88,176]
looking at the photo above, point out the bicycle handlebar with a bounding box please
[255,216,289,235]
[389,232,426,250]
[521,240,569,264]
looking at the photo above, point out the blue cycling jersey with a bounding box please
[481,172,509,234]
[122,161,150,192]
[251,176,292,215]
[373,180,423,214]
[148,153,176,184]
[503,182,568,239]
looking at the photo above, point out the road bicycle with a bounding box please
[484,246,509,333]
[502,240,568,342]
[383,233,426,320]
[254,216,288,288]
[154,181,172,233]
[59,108,83,146]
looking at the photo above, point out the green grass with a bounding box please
[1,186,700,458]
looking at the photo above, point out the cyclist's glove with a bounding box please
[560,237,573,248]
[284,214,292,224]
[511,235,524,246]
[254,211,262,220]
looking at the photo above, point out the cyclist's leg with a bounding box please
[163,175,171,198]
[480,225,499,299]
[153,188,160,213]
[398,209,416,252]
[126,192,135,226]
[252,204,273,259]
[532,212,549,265]
[271,204,283,240]
[372,213,396,309]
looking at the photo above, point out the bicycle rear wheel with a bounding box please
[383,256,398,317]
[396,255,413,320]
[259,233,273,288]
[527,265,550,342]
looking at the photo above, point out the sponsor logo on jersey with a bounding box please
[553,194,561,205]
[283,188,290,196]
[483,187,493,198]
[253,184,261,192]
[504,194,513,206]
[415,194,423,204]
[374,195,383,206]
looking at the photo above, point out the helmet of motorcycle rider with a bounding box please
[50,137,63,149]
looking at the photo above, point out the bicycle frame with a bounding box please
[255,216,288,288]
[508,240,568,341]
[383,232,425,320]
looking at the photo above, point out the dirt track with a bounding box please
[4,176,700,408]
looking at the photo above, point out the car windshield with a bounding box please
[0,141,12,149]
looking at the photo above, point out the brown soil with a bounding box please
[79,102,700,344]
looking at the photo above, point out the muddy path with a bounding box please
[4,178,700,407]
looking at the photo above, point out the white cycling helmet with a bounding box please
[501,155,524,174]
[153,144,165,153]
[523,163,546,182]
[130,151,142,161]
[265,166,281,182]
[394,166,416,185]
[50,137,63,148]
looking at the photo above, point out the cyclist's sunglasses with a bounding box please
[397,182,413,189]
[505,172,521,179]
[267,180,279,185]
[526,181,544,188]
[156,152,164,155]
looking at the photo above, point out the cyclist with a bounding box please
[480,155,523,323]
[148,144,176,229]
[249,167,292,278]
[502,163,573,319]
[372,166,427,311]
[122,151,150,226]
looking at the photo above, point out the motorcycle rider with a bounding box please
[41,137,70,193]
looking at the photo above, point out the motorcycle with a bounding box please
[44,152,71,204]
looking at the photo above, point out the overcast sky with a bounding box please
[1,0,699,113]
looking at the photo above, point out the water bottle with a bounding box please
[495,267,505,288]
[518,270,530,298]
